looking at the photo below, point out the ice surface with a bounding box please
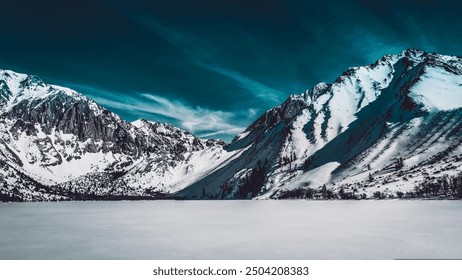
[1,201,461,260]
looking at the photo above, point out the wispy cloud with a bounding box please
[195,63,284,103]
[346,29,406,62]
[67,83,247,141]
[137,18,286,104]
[193,128,245,139]
[140,93,245,133]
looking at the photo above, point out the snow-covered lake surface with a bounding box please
[0,200,461,260]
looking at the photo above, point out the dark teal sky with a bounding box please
[1,0,461,141]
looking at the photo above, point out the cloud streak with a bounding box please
[196,64,284,103]
[6,0,462,143]
[67,83,247,141]
[140,93,245,133]
[137,18,286,105]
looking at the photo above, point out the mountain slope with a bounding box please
[176,49,462,199]
[0,69,233,201]
[2,49,462,201]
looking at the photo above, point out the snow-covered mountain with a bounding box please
[177,49,462,199]
[0,69,234,201]
[2,49,462,201]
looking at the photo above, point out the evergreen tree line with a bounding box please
[237,159,268,199]
[413,173,462,198]
[280,152,297,166]
[277,185,366,200]
[278,171,462,200]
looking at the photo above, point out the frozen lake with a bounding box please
[0,200,461,259]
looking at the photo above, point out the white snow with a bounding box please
[131,119,145,128]
[285,162,341,189]
[123,145,246,193]
[289,109,312,157]
[410,66,462,111]
[4,51,462,200]
[235,130,250,140]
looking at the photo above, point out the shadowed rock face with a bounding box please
[2,49,462,201]
[176,49,462,199]
[0,81,12,105]
[0,69,226,201]
[0,71,223,157]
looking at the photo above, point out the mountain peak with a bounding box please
[131,118,150,128]
[208,49,462,200]
[3,50,462,201]
[401,48,426,57]
[20,74,45,89]
[1,68,231,201]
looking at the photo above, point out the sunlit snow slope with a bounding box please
[0,69,234,201]
[177,49,462,199]
[2,49,462,201]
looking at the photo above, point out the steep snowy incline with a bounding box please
[176,49,462,199]
[3,49,462,201]
[0,69,230,201]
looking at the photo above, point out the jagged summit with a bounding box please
[178,49,462,199]
[0,69,230,201]
[2,49,462,201]
[238,49,462,138]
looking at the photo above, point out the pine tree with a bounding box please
[395,157,404,170]
[303,156,313,171]
[321,184,327,199]
[201,187,206,198]
[368,173,373,182]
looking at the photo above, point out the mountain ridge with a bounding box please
[2,48,462,201]
[176,49,462,199]
[0,69,231,201]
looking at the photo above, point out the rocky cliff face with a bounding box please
[177,49,462,199]
[2,49,462,201]
[0,69,229,201]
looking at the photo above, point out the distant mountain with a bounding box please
[0,69,232,201]
[176,49,462,199]
[2,49,462,201]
